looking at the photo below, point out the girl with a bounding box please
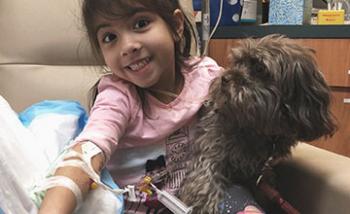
[39,0,222,213]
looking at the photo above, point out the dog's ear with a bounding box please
[280,49,337,141]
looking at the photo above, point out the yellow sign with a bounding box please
[318,10,345,25]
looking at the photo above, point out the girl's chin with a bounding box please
[135,81,158,89]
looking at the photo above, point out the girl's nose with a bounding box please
[120,39,142,57]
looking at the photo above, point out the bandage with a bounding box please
[32,175,83,211]
[32,141,127,211]
[54,142,127,195]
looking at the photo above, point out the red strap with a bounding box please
[258,181,300,214]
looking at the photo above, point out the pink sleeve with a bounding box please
[187,56,223,78]
[75,75,135,160]
[203,57,224,77]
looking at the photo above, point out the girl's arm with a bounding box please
[38,142,105,214]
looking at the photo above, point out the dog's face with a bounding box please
[208,35,336,142]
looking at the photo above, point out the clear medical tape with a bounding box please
[54,146,127,195]
[32,142,127,212]
[31,175,83,212]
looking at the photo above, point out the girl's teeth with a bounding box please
[129,58,149,71]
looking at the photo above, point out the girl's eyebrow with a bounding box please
[95,23,111,35]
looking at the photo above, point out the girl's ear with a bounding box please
[173,9,184,39]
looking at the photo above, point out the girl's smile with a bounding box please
[125,57,151,72]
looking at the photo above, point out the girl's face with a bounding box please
[95,9,184,95]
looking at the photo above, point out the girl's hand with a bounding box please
[236,205,264,214]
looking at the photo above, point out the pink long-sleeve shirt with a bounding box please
[75,56,222,188]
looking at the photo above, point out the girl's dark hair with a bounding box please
[82,0,197,110]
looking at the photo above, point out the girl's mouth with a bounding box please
[126,57,151,72]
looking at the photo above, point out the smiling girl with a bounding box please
[39,0,222,213]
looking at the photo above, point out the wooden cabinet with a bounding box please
[311,88,350,157]
[295,39,350,88]
[209,39,350,157]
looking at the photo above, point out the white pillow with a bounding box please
[0,95,40,213]
[19,100,88,164]
[0,97,123,214]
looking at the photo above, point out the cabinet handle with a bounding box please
[344,98,350,104]
[348,70,350,75]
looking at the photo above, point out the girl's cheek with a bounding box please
[104,57,115,70]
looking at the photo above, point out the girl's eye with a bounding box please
[102,33,117,43]
[134,19,150,29]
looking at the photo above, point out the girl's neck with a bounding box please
[148,72,184,104]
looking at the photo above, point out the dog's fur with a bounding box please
[179,34,337,213]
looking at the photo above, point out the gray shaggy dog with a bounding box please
[179,34,336,213]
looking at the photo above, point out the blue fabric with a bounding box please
[210,0,242,26]
[18,100,88,134]
[219,185,264,213]
[193,0,242,26]
[193,0,201,11]
[0,208,4,214]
